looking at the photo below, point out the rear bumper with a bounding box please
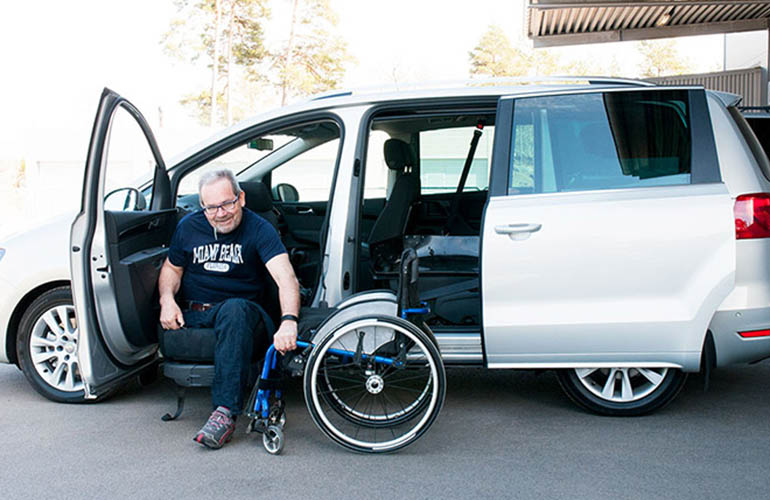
[709,306,770,366]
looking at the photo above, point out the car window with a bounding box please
[102,107,159,211]
[509,90,692,195]
[270,137,339,202]
[177,121,340,203]
[176,135,294,197]
[420,126,494,195]
[362,130,390,201]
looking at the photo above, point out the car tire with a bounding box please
[16,286,89,403]
[556,366,687,416]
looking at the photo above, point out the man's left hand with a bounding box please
[273,320,298,354]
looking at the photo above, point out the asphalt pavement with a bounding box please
[1,361,769,500]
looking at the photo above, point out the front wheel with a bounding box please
[557,366,687,416]
[16,286,87,403]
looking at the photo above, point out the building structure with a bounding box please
[526,1,770,105]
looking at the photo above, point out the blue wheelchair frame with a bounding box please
[248,302,431,454]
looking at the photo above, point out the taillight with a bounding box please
[734,193,770,239]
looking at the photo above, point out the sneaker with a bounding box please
[194,406,236,449]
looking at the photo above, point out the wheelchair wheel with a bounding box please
[263,425,284,455]
[304,315,445,453]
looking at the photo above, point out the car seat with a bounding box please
[366,139,420,272]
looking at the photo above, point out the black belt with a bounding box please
[187,301,214,312]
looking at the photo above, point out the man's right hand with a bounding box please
[160,299,185,330]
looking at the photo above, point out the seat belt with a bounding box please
[444,123,484,235]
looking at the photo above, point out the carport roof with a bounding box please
[528,0,770,47]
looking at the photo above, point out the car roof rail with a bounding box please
[305,76,655,102]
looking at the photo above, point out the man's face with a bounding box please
[200,178,245,234]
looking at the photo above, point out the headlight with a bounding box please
[0,248,5,262]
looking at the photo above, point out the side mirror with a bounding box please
[104,187,148,211]
[272,183,299,202]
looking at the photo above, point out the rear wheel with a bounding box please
[304,316,445,453]
[557,366,687,416]
[16,286,87,403]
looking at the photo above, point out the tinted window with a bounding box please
[509,90,691,195]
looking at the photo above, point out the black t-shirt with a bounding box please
[167,208,287,304]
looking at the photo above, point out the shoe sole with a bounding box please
[194,428,234,449]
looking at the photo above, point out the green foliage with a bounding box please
[638,40,693,78]
[273,0,352,105]
[162,0,270,126]
[469,25,531,78]
[162,0,352,124]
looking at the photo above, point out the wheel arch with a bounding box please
[6,280,71,366]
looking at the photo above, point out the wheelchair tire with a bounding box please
[304,315,445,453]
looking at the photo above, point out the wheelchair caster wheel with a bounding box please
[263,425,284,455]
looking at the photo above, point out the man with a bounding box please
[159,169,299,450]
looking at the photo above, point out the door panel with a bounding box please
[482,185,735,367]
[71,88,171,398]
[481,88,735,369]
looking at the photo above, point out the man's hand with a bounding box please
[159,298,185,330]
[273,320,298,354]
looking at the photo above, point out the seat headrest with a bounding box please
[239,181,273,212]
[384,139,416,171]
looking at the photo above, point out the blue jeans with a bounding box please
[183,298,271,416]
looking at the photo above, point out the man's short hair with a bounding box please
[198,169,242,198]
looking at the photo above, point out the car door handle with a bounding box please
[494,223,542,241]
[297,207,315,215]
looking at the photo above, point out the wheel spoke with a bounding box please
[56,306,74,335]
[637,368,664,386]
[620,369,633,401]
[575,367,598,380]
[63,362,77,390]
[41,310,64,336]
[386,383,428,393]
[31,350,57,365]
[49,362,66,385]
[30,336,57,349]
[601,369,617,398]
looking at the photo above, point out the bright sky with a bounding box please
[0,0,725,164]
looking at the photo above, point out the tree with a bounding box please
[469,25,531,78]
[638,40,693,78]
[272,0,352,105]
[162,0,269,126]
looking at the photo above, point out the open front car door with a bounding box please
[71,88,176,399]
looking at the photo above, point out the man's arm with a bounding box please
[265,253,300,354]
[159,258,185,330]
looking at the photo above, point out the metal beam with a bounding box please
[530,1,770,9]
[533,16,770,46]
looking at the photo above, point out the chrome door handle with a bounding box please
[494,223,542,241]
[297,207,315,215]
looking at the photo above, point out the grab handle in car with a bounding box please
[494,223,542,241]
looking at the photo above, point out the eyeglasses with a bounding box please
[201,196,239,215]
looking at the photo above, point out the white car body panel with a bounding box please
[482,183,735,371]
[0,214,72,363]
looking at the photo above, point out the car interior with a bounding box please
[355,109,497,331]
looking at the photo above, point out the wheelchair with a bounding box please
[245,248,446,454]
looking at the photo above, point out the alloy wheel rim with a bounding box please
[29,305,84,393]
[574,367,668,403]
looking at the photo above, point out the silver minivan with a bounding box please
[9,78,770,416]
